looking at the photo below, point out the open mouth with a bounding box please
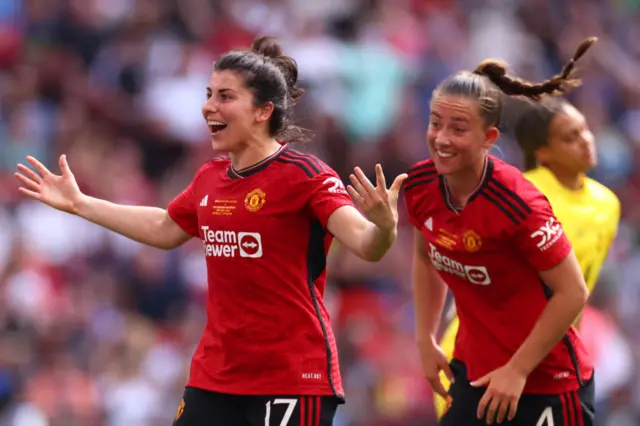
[437,150,456,159]
[208,120,228,135]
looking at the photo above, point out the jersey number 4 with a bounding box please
[536,406,554,426]
[265,399,297,426]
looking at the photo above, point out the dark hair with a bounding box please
[514,97,572,170]
[214,36,308,143]
[431,37,597,135]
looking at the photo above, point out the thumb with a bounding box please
[389,173,408,193]
[470,373,491,387]
[59,154,72,176]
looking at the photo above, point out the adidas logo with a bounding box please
[200,195,209,207]
[424,217,433,231]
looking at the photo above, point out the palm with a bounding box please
[347,164,407,231]
[15,155,83,214]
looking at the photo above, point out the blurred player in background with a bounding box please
[435,90,620,421]
[406,38,598,425]
[14,36,407,426]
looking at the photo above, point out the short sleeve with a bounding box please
[167,177,199,238]
[308,170,355,229]
[513,194,572,271]
[403,190,422,229]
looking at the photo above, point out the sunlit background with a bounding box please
[1,0,639,425]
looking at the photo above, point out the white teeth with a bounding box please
[208,121,226,126]
[437,150,455,158]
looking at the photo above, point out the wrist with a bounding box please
[72,194,90,216]
[506,356,532,378]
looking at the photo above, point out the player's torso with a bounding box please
[187,149,342,396]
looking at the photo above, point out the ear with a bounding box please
[483,126,500,149]
[255,102,275,124]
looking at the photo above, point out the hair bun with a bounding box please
[473,60,509,78]
[251,36,283,59]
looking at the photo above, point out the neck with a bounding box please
[445,157,486,207]
[229,137,282,170]
[544,163,583,191]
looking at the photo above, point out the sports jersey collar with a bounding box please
[227,144,287,179]
[439,156,493,214]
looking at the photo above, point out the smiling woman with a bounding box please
[405,37,600,426]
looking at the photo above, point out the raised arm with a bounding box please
[15,155,192,250]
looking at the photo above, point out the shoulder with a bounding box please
[193,155,230,180]
[404,158,438,192]
[274,147,336,180]
[480,157,547,225]
[584,177,620,207]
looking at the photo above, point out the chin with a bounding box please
[210,136,235,153]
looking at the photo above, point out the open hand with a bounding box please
[346,164,408,231]
[15,155,85,214]
[471,363,528,424]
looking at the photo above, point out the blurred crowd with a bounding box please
[1,0,640,425]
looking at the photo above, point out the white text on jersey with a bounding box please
[530,218,563,251]
[428,243,491,285]
[201,226,263,258]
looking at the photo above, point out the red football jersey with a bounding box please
[168,144,353,397]
[404,155,593,394]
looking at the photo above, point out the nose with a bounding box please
[203,97,219,114]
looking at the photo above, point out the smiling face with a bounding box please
[427,94,499,176]
[202,70,274,152]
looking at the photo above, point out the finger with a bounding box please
[428,377,449,400]
[485,397,502,425]
[477,390,492,419]
[375,164,387,190]
[389,173,409,193]
[354,167,376,195]
[349,174,369,202]
[471,373,491,387]
[16,164,42,183]
[17,187,42,201]
[441,362,455,384]
[26,156,52,177]
[346,185,364,207]
[14,172,41,191]
[507,397,518,421]
[59,154,71,176]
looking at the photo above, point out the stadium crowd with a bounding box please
[0,0,639,425]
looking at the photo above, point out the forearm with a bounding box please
[413,259,448,345]
[509,290,587,376]
[75,196,182,249]
[358,221,397,262]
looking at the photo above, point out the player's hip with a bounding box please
[173,387,344,426]
[440,359,595,426]
[187,358,344,397]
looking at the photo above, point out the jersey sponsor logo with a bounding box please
[462,229,482,252]
[201,226,263,258]
[428,243,491,285]
[244,188,266,212]
[323,176,348,195]
[530,218,563,251]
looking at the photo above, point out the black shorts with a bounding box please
[172,387,342,426]
[440,359,595,426]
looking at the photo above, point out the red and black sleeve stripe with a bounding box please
[479,178,533,225]
[276,150,327,178]
[404,161,437,192]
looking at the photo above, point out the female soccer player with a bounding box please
[405,37,599,425]
[14,36,407,426]
[434,93,621,422]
